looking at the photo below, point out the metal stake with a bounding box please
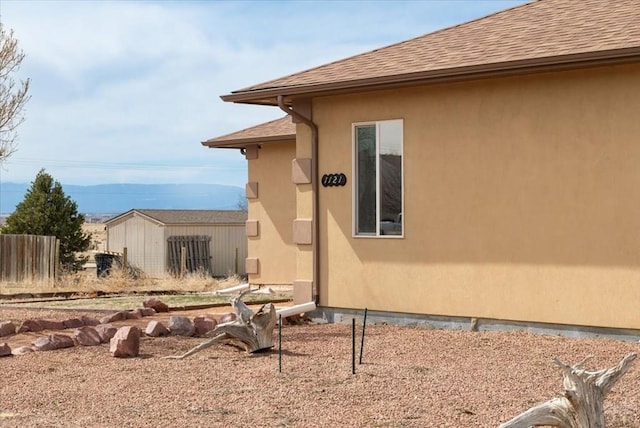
[359,308,368,364]
[278,314,282,373]
[352,318,356,374]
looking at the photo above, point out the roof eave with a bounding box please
[221,47,640,105]
[162,222,246,226]
[201,133,296,149]
[104,210,165,226]
[103,209,138,225]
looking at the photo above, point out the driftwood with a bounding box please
[165,290,276,359]
[499,353,636,428]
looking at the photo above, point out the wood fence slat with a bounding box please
[166,235,211,276]
[0,234,58,286]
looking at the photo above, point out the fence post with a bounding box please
[123,247,128,271]
[54,238,60,283]
[180,246,186,278]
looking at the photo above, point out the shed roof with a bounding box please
[223,0,640,105]
[202,116,295,148]
[105,209,247,226]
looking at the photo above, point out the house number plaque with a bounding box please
[321,173,347,187]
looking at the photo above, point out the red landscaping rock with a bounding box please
[95,324,118,343]
[12,346,34,356]
[100,312,127,324]
[143,298,169,313]
[139,308,156,317]
[80,315,100,326]
[39,320,66,330]
[168,316,195,337]
[17,319,43,333]
[74,327,102,346]
[145,320,169,337]
[0,321,16,337]
[125,310,142,320]
[33,334,75,351]
[219,312,237,324]
[63,318,84,329]
[0,343,11,357]
[283,314,312,326]
[193,316,217,336]
[110,326,140,357]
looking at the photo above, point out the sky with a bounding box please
[0,0,526,188]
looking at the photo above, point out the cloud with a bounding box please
[0,0,527,186]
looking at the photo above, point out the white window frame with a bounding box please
[352,119,404,238]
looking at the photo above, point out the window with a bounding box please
[353,119,403,237]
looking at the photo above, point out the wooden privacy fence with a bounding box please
[0,234,60,284]
[167,235,212,276]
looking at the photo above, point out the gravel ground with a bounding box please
[1,307,639,428]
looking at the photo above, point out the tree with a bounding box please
[0,22,31,162]
[1,169,92,271]
[236,195,248,213]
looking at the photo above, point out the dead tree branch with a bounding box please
[499,353,636,428]
[164,290,276,359]
[0,23,31,162]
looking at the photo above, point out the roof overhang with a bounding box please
[201,134,295,149]
[104,209,167,227]
[221,46,640,106]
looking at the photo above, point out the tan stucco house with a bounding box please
[203,117,297,287]
[204,0,640,333]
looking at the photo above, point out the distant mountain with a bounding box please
[0,182,245,215]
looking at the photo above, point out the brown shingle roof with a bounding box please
[223,0,640,104]
[106,209,247,225]
[202,116,295,148]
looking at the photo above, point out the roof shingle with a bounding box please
[224,0,640,104]
[106,209,247,225]
[202,116,295,148]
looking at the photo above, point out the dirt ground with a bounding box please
[1,304,639,427]
[83,222,107,253]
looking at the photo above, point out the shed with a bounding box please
[104,209,247,277]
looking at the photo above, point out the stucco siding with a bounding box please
[294,125,315,287]
[248,140,296,284]
[313,62,640,329]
